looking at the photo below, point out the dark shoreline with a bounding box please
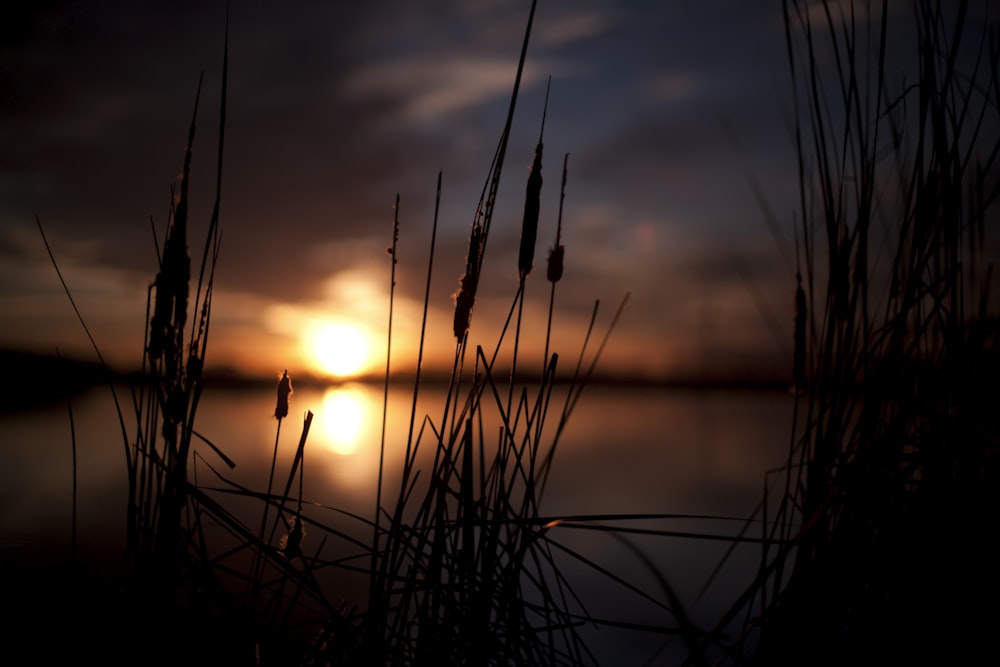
[1,346,795,411]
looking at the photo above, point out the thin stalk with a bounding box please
[35,216,132,469]
[508,77,549,415]
[251,416,283,586]
[404,173,442,469]
[369,193,400,637]
[266,411,313,548]
[543,153,569,376]
[58,349,78,564]
[539,293,630,500]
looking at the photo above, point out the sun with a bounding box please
[309,321,372,378]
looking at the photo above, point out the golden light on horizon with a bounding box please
[307,321,373,378]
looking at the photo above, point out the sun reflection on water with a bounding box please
[318,385,372,456]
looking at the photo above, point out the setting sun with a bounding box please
[309,322,373,377]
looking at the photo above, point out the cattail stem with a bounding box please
[451,0,538,352]
[508,82,551,413]
[403,174,441,478]
[251,370,291,589]
[266,411,313,549]
[370,194,400,629]
[794,272,807,392]
[58,349,78,564]
[543,153,569,373]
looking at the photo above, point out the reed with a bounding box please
[703,1,1000,663]
[103,2,705,659]
[37,1,967,665]
[34,3,653,663]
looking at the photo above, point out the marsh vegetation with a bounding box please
[9,0,999,665]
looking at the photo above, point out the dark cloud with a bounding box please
[9,0,992,378]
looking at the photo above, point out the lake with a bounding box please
[0,380,795,665]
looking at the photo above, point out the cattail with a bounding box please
[148,93,197,377]
[518,78,550,281]
[386,193,400,266]
[546,245,564,283]
[794,273,807,392]
[274,369,292,419]
[453,223,483,340]
[280,514,305,559]
[517,141,543,279]
[547,153,569,283]
[148,199,192,376]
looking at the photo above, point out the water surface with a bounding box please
[0,381,794,664]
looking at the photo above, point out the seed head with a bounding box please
[274,369,293,420]
[280,514,305,559]
[148,124,194,380]
[453,224,483,340]
[546,244,564,283]
[518,142,543,280]
[547,153,570,284]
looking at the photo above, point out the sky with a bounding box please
[2,0,997,383]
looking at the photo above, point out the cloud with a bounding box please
[3,0,897,382]
[644,71,696,102]
[534,9,620,48]
[0,227,151,366]
[345,56,550,123]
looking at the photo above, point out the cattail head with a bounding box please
[547,153,570,284]
[546,244,564,283]
[518,80,551,281]
[280,514,305,559]
[517,142,543,280]
[453,224,483,340]
[274,369,292,419]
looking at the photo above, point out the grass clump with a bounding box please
[706,1,1000,663]
[35,1,998,665]
[34,3,737,666]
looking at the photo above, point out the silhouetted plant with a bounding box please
[707,1,1000,663]
[39,2,967,666]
